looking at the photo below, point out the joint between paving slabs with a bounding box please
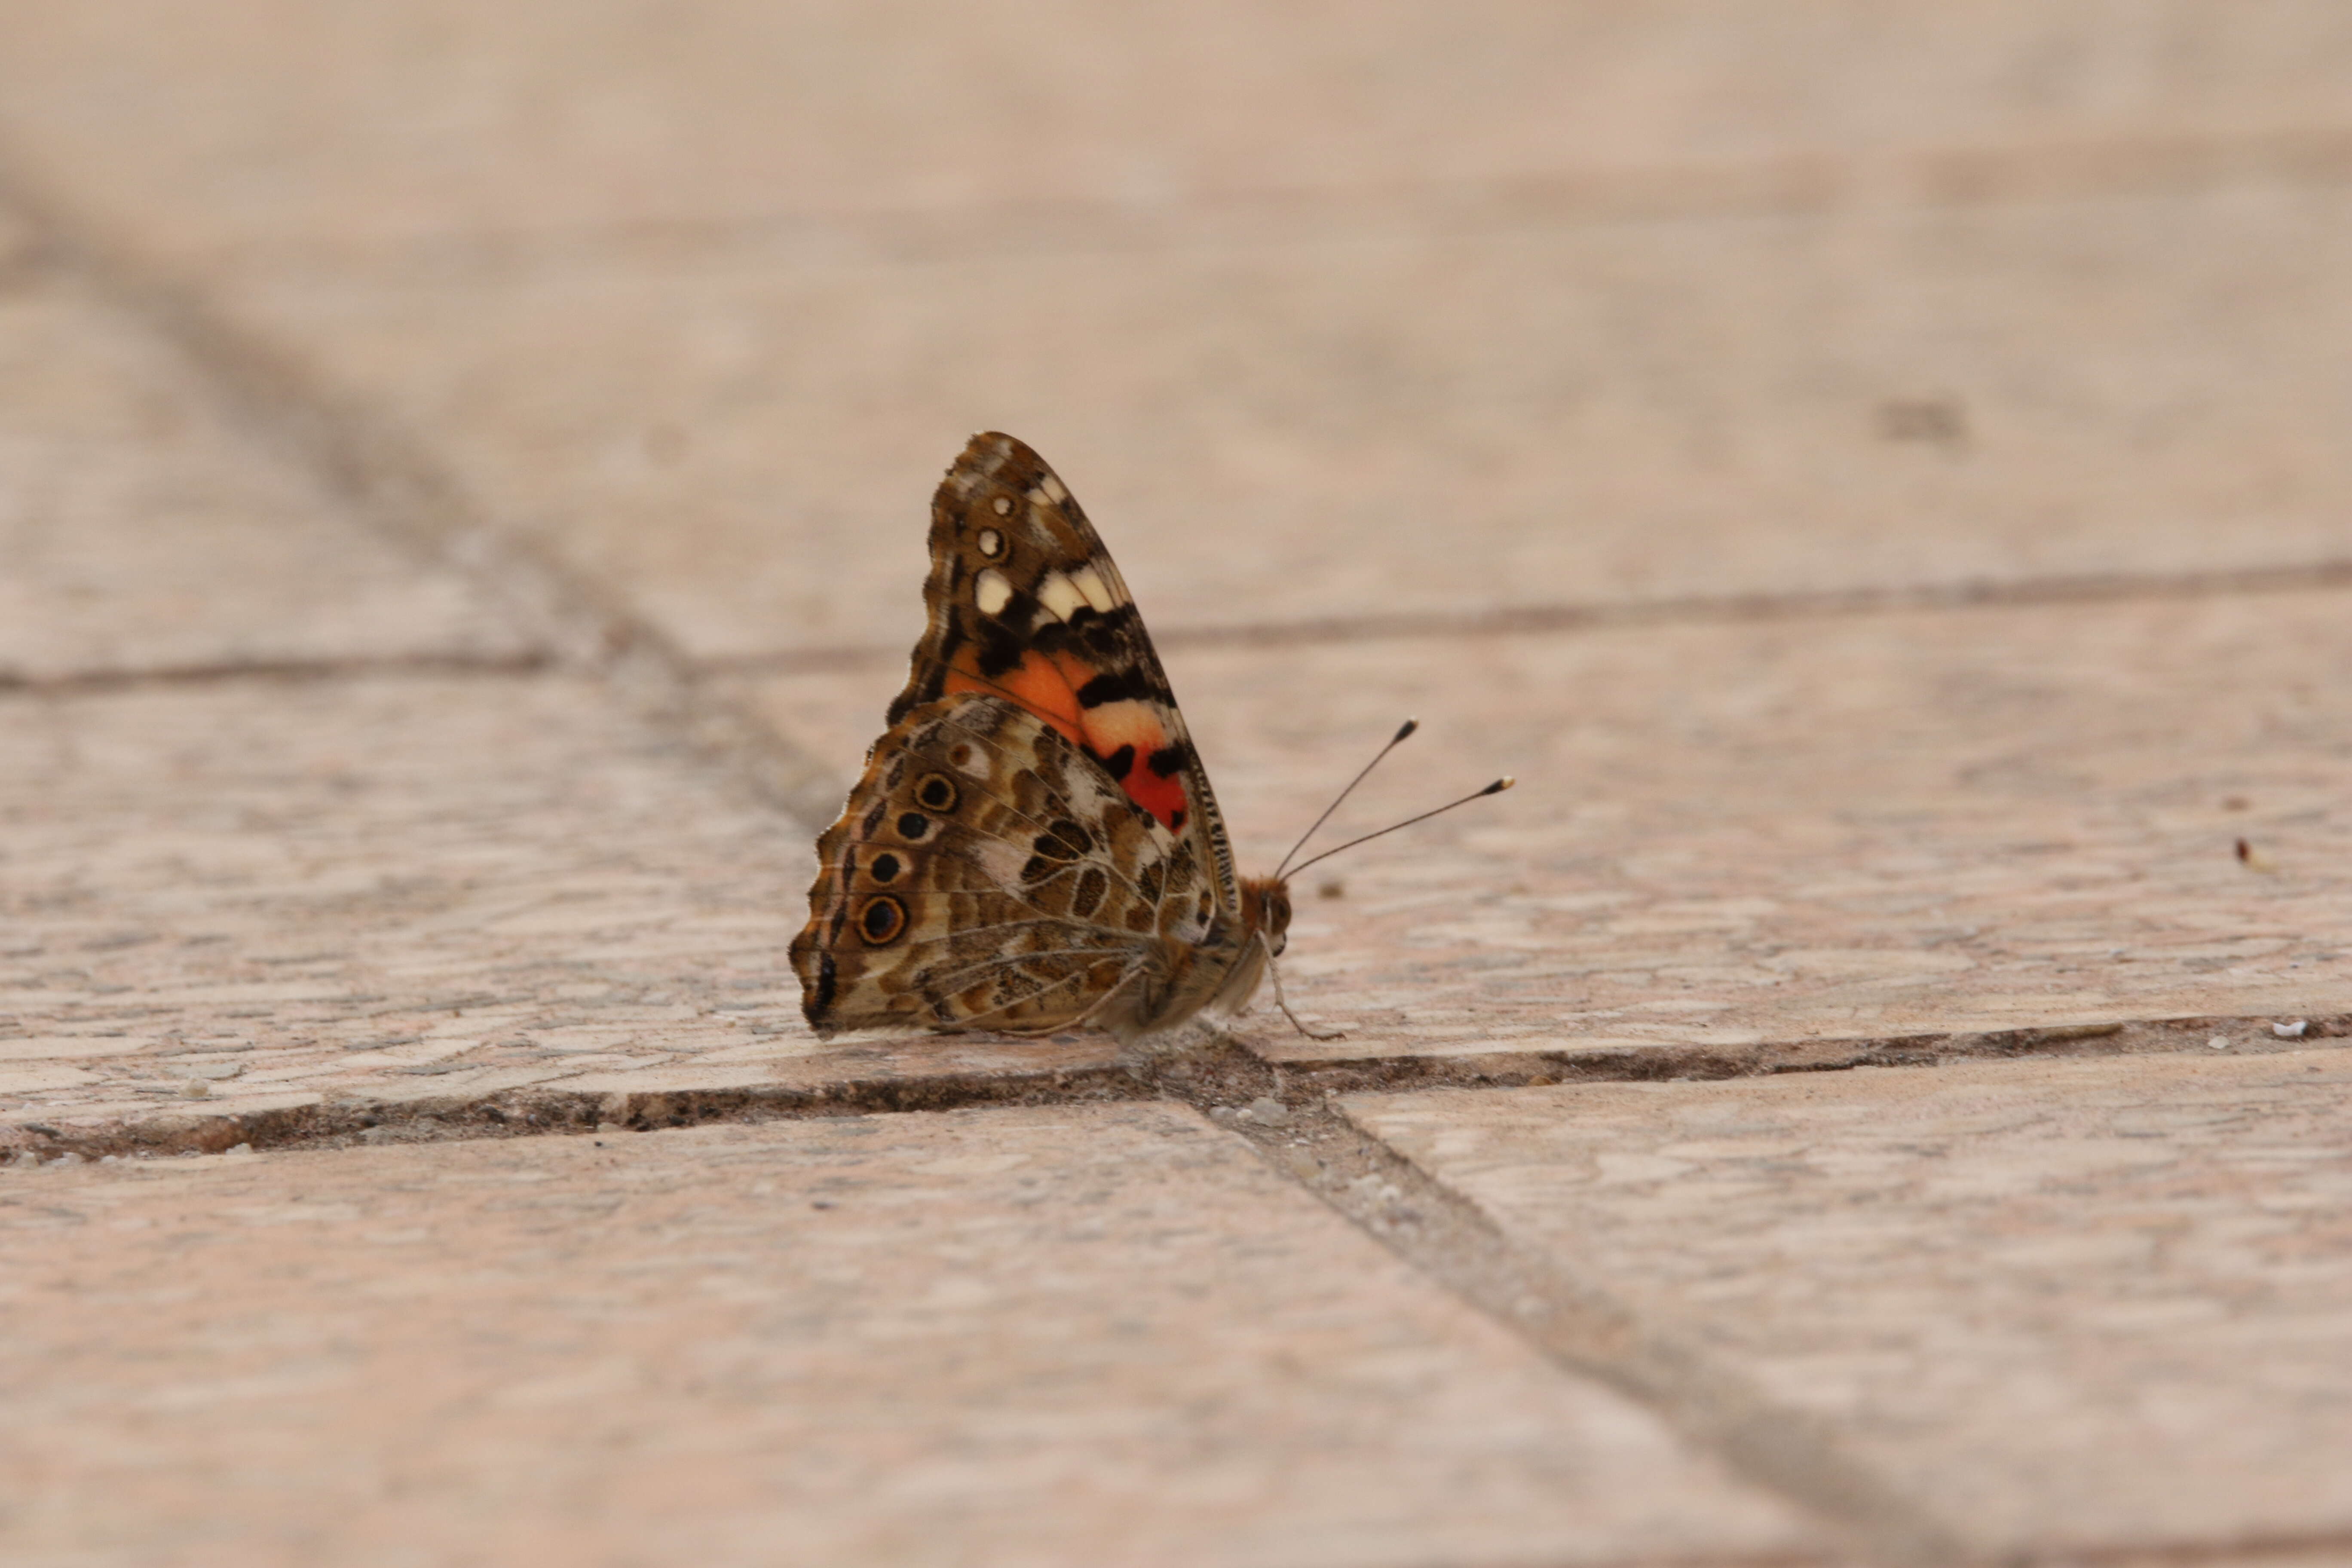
[1118,1031,1964,1568]
[3,1064,1160,1163]
[0,650,558,698]
[12,1012,2343,1166]
[15,1024,2347,1564]
[696,557,2352,686]
[1129,1026,2352,1568]
[0,151,848,828]
[1268,1014,2351,1099]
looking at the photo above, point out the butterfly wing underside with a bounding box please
[790,695,1215,1036]
[790,432,1264,1041]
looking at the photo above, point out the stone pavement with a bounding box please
[3,6,2351,1565]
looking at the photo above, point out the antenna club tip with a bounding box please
[1393,718,1420,742]
[1487,776,1516,794]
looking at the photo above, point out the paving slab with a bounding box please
[0,257,533,684]
[8,9,2352,662]
[0,1102,1825,1568]
[0,674,1126,1146]
[1343,1047,2352,1562]
[745,585,2352,1069]
[2,1,2349,263]
[24,582,2340,1135]
[193,178,2352,662]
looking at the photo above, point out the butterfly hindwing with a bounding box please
[790,695,1218,1038]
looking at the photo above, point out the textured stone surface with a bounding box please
[208,179,2352,662]
[7,9,2352,1565]
[0,1103,1821,1567]
[8,8,2352,661]
[3,1,2350,260]
[19,583,2349,1129]
[0,267,533,683]
[744,587,2352,1065]
[1346,1047,2352,1559]
[0,675,1121,1134]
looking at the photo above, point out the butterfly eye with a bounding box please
[914,773,959,813]
[857,896,907,945]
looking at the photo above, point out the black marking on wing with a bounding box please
[809,952,838,1018]
[1075,670,1153,708]
[973,609,1032,680]
[1065,601,1142,659]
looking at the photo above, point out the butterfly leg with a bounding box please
[1265,949,1345,1042]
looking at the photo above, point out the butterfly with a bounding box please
[790,432,1507,1045]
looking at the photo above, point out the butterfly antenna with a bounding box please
[1283,776,1516,881]
[1274,718,1420,879]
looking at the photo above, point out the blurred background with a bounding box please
[6,0,2349,687]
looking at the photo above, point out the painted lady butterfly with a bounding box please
[791,432,1506,1044]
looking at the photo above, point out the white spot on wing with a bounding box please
[1038,475,1070,503]
[991,495,1014,516]
[972,836,1032,892]
[974,568,1013,616]
[977,527,1003,557]
[1066,564,1119,612]
[1035,571,1087,624]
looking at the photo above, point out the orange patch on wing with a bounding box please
[945,647,1084,747]
[945,646,1191,831]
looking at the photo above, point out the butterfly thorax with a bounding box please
[1112,872,1286,1040]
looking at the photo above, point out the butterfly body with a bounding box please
[791,433,1290,1044]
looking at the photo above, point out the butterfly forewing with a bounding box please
[886,432,1242,920]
